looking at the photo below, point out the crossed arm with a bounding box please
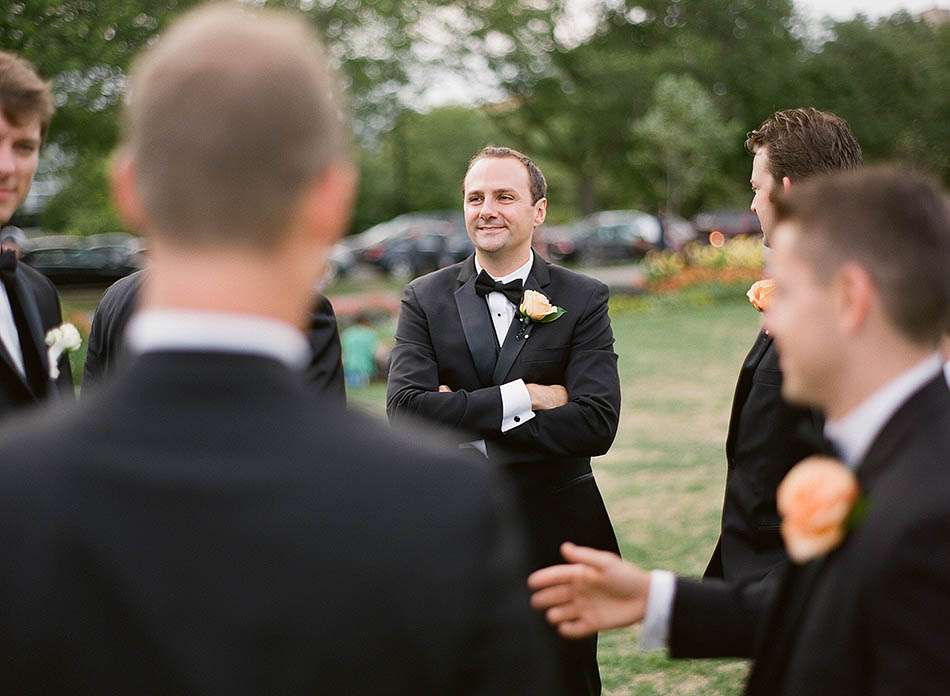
[386,282,620,457]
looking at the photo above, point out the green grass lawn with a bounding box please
[64,285,761,694]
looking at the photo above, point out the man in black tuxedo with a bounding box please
[0,7,556,695]
[705,108,863,584]
[530,167,950,695]
[387,146,620,695]
[0,52,73,420]
[83,269,346,404]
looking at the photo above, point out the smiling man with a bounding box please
[387,146,621,695]
[0,51,73,420]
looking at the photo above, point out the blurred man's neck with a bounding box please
[821,338,936,421]
[139,245,314,332]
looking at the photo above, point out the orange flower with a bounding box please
[777,456,859,563]
[747,278,777,312]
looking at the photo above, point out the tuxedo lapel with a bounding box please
[12,273,51,382]
[492,257,551,385]
[725,330,772,458]
[455,259,498,387]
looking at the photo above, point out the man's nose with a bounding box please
[479,198,498,218]
[0,143,15,178]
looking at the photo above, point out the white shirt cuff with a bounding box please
[500,379,535,432]
[639,570,676,652]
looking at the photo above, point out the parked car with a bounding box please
[363,221,473,280]
[573,210,663,263]
[21,233,143,287]
[537,223,584,263]
[658,213,698,251]
[692,209,761,246]
[348,210,465,266]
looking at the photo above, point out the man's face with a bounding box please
[0,110,41,224]
[463,157,545,259]
[764,222,841,409]
[750,147,779,246]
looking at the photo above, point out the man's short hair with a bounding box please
[774,166,948,345]
[466,146,547,204]
[0,51,55,139]
[746,108,862,183]
[123,3,347,247]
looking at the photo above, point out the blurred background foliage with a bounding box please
[3,0,947,235]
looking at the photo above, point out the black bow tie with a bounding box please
[474,270,523,305]
[0,249,16,278]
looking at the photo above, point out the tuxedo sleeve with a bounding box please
[495,282,619,457]
[669,573,776,659]
[866,514,950,695]
[387,284,503,437]
[304,295,346,406]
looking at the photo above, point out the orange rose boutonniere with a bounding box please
[777,455,866,564]
[747,278,777,313]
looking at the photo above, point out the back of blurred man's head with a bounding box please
[120,2,348,248]
[774,167,948,347]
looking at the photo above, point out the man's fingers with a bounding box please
[558,619,596,639]
[438,385,451,392]
[527,564,580,590]
[546,604,579,625]
[530,584,573,610]
[560,542,618,570]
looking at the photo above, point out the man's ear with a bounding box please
[534,198,548,227]
[782,176,793,194]
[298,160,358,248]
[835,262,874,336]
[109,150,147,231]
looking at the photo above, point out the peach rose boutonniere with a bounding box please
[747,278,777,313]
[777,455,867,564]
[517,289,566,340]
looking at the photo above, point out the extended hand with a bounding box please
[438,385,452,392]
[527,542,651,638]
[526,383,568,411]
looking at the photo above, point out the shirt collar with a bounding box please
[825,354,943,469]
[126,309,310,371]
[474,250,534,284]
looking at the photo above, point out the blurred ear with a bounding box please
[534,197,548,227]
[834,261,873,336]
[109,150,147,231]
[297,159,357,248]
[782,176,793,194]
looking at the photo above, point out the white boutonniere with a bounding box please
[517,290,566,340]
[45,322,82,380]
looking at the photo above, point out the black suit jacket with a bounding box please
[82,269,345,403]
[672,373,950,695]
[0,261,74,419]
[0,350,556,695]
[387,255,620,568]
[705,331,822,582]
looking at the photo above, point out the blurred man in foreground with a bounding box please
[530,167,949,695]
[0,5,554,694]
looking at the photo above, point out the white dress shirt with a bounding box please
[0,283,25,378]
[639,353,946,652]
[460,254,536,457]
[126,309,311,370]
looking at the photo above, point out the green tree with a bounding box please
[631,74,742,216]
